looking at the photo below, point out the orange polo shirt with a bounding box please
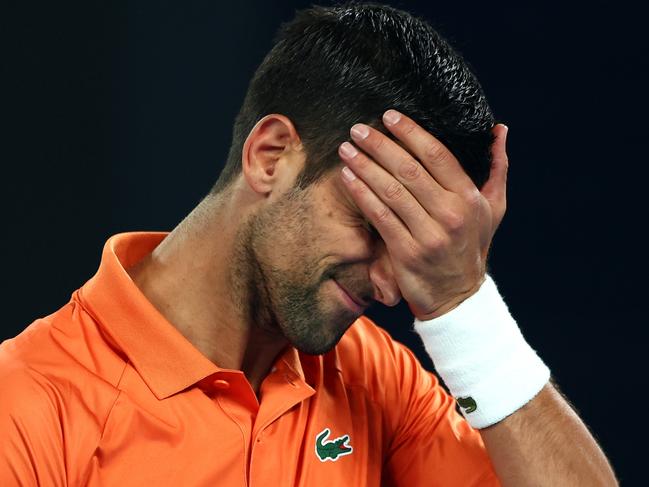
[0,232,500,486]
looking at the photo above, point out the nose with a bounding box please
[368,242,401,307]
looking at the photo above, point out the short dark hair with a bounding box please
[211,2,497,195]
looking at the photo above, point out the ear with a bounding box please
[241,114,304,196]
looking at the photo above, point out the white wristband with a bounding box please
[413,274,551,429]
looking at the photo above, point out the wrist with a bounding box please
[409,275,486,321]
[413,274,550,429]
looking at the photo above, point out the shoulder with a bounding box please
[1,301,128,483]
[0,310,71,409]
[0,341,69,485]
[0,316,68,476]
[0,298,126,443]
[334,315,438,401]
[336,315,407,369]
[336,314,429,372]
[334,319,498,484]
[1,296,127,392]
[0,330,62,415]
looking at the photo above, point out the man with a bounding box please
[0,3,617,486]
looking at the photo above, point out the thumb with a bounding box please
[481,123,509,224]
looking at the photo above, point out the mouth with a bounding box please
[333,279,367,314]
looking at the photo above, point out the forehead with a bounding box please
[315,168,363,215]
[305,135,412,219]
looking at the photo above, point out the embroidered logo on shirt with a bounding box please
[315,428,353,462]
[457,396,477,414]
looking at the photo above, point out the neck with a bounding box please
[126,190,288,394]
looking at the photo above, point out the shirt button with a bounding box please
[212,379,230,390]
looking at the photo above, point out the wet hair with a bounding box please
[210,1,497,195]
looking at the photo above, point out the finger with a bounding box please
[347,123,447,207]
[338,141,436,241]
[375,109,475,194]
[339,164,415,253]
[480,124,508,221]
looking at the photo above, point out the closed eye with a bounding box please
[361,218,380,240]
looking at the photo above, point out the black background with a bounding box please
[2,1,647,484]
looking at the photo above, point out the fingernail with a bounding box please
[383,109,401,126]
[350,124,369,140]
[341,165,357,182]
[339,141,358,158]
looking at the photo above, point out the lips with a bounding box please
[334,279,367,308]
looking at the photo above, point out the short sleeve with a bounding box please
[0,350,66,486]
[379,330,501,486]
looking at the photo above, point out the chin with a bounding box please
[294,340,339,356]
[289,314,357,356]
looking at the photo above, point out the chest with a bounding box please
[83,374,387,487]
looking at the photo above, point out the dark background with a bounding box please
[2,0,647,484]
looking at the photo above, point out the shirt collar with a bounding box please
[78,232,324,399]
[78,232,313,399]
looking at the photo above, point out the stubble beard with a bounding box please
[228,192,359,356]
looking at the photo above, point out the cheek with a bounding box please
[263,218,321,272]
[271,188,369,267]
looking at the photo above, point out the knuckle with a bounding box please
[373,205,391,223]
[384,180,405,200]
[424,141,447,163]
[398,160,420,181]
[463,188,483,207]
[402,122,417,136]
[492,154,509,172]
[443,210,465,232]
[354,154,370,171]
[423,233,450,252]
[370,134,385,152]
[403,240,421,264]
[353,180,368,195]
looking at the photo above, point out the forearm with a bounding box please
[414,275,618,485]
[480,379,618,486]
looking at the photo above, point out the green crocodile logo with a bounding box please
[457,396,477,414]
[315,428,353,462]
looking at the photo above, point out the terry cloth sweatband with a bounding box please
[413,274,551,429]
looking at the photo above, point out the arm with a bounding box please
[412,272,619,486]
[0,352,66,486]
[356,318,501,486]
[338,110,618,485]
[480,379,618,486]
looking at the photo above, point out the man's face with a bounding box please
[232,170,381,355]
